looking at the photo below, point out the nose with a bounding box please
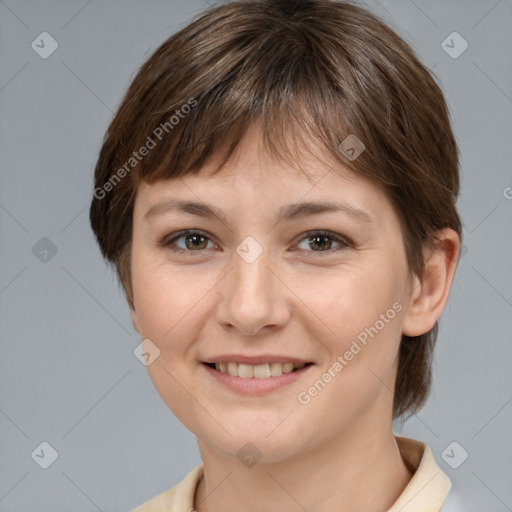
[214,245,291,336]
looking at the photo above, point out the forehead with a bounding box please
[134,143,396,238]
[132,122,400,235]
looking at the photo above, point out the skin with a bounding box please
[129,125,460,512]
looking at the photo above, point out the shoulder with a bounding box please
[130,464,204,512]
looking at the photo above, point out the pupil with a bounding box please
[186,234,206,250]
[310,235,330,251]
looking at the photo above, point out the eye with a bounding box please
[159,230,218,254]
[295,230,350,253]
[159,229,351,256]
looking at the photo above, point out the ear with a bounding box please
[402,228,460,337]
[130,306,140,334]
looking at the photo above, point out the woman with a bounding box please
[90,1,464,510]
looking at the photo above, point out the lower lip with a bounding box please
[201,363,313,395]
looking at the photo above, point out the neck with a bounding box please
[194,413,412,512]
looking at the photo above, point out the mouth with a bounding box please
[203,361,314,379]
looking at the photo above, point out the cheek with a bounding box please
[130,256,223,382]
[296,257,406,400]
[294,269,405,433]
[132,254,203,337]
[296,258,404,342]
[130,259,215,425]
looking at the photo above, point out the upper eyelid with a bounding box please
[160,229,217,246]
[296,231,350,246]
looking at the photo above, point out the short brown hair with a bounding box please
[90,0,462,419]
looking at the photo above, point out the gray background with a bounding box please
[0,0,511,510]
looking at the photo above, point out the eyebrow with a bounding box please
[143,199,373,225]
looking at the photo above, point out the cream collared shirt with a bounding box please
[132,436,462,512]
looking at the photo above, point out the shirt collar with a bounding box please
[388,435,452,512]
[133,435,452,512]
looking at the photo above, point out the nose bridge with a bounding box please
[215,236,288,334]
[234,241,271,297]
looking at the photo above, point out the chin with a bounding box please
[196,417,315,465]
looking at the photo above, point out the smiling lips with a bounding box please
[202,358,314,394]
[209,361,307,379]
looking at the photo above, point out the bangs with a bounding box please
[131,16,363,186]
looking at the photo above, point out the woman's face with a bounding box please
[130,129,414,463]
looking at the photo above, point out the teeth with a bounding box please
[270,362,283,377]
[212,361,307,379]
[283,362,294,374]
[227,362,238,377]
[254,363,271,378]
[238,364,254,378]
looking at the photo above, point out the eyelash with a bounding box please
[158,229,352,256]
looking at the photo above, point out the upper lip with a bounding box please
[202,354,312,365]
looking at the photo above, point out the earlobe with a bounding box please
[130,307,140,333]
[402,228,460,337]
